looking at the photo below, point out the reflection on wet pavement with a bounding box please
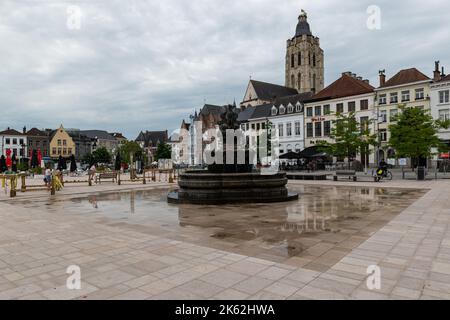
[11,185,426,272]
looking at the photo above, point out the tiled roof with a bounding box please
[309,74,374,102]
[199,104,225,117]
[439,74,450,82]
[136,130,168,148]
[0,128,23,136]
[273,92,313,107]
[380,68,430,88]
[250,80,298,101]
[237,106,256,122]
[80,130,116,141]
[26,128,48,136]
[250,104,273,120]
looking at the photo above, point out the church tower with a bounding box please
[285,10,324,94]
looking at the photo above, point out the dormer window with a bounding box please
[279,104,286,114]
[295,102,302,112]
[287,103,294,113]
[271,106,278,116]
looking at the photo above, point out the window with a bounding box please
[279,105,286,114]
[390,109,398,121]
[295,122,301,136]
[306,107,313,117]
[13,138,17,145]
[256,123,260,131]
[390,93,398,104]
[52,148,56,155]
[379,94,387,105]
[360,99,369,110]
[298,52,301,66]
[401,90,410,102]
[314,122,322,137]
[245,123,249,131]
[251,123,255,130]
[63,140,67,146]
[19,139,24,145]
[379,129,387,142]
[336,103,344,113]
[314,106,321,116]
[286,123,292,136]
[261,122,266,130]
[439,109,450,121]
[57,139,61,146]
[323,104,331,115]
[439,90,450,104]
[20,149,24,156]
[313,54,316,67]
[5,138,10,144]
[348,101,356,113]
[306,123,313,137]
[58,148,62,155]
[295,102,302,112]
[63,148,67,155]
[324,121,331,136]
[380,110,387,123]
[278,124,284,137]
[415,88,424,100]
[291,54,294,68]
[271,106,277,116]
[287,104,294,113]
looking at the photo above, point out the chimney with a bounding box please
[363,79,370,84]
[23,126,26,134]
[342,71,352,77]
[434,61,441,81]
[356,76,363,81]
[379,70,386,87]
[442,67,446,78]
[352,73,357,78]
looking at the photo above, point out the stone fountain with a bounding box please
[167,104,298,204]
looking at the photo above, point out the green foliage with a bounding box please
[82,153,95,166]
[92,147,112,164]
[154,142,172,161]
[389,106,444,159]
[318,112,377,162]
[118,141,144,164]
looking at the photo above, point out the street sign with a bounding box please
[398,158,407,166]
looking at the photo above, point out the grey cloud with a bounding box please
[0,0,449,139]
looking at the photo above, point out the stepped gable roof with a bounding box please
[380,68,430,88]
[309,74,374,102]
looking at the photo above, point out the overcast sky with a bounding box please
[1,0,449,139]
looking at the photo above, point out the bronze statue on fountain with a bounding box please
[167,103,298,204]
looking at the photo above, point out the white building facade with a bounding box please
[430,74,450,143]
[0,128,28,159]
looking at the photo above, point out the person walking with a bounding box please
[44,167,52,190]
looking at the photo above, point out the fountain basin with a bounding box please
[167,171,298,204]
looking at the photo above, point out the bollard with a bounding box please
[117,171,121,185]
[10,176,16,198]
[152,169,156,182]
[21,174,26,192]
[143,170,146,184]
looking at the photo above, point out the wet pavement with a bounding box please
[8,185,426,272]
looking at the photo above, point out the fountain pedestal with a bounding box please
[167,171,298,204]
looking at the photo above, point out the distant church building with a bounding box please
[285,10,324,94]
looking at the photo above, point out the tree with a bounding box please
[114,151,122,171]
[318,112,377,169]
[92,147,111,164]
[389,106,448,165]
[118,141,144,165]
[0,155,6,173]
[82,153,95,166]
[154,142,172,161]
